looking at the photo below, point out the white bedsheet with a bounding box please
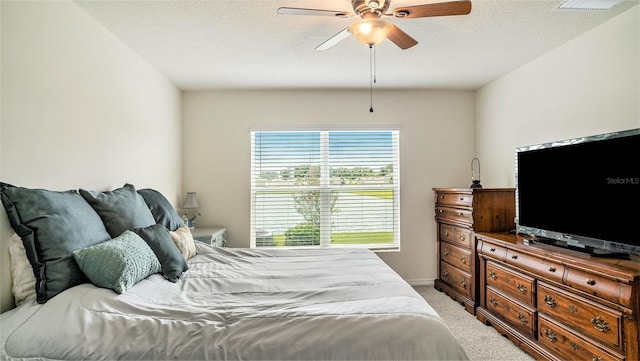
[0,243,468,360]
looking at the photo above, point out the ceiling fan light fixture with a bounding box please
[348,18,393,46]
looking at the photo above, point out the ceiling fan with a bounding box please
[277,0,472,50]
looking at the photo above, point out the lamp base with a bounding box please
[470,180,483,189]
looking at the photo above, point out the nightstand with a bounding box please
[190,227,227,247]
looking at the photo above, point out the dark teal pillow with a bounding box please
[79,184,156,238]
[137,188,185,231]
[73,230,161,294]
[0,183,111,303]
[132,224,188,282]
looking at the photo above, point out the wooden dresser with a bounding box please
[476,232,640,361]
[433,188,515,314]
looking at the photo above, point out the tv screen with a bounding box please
[516,129,640,256]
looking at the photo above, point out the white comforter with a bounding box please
[0,243,468,360]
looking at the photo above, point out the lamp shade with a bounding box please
[348,18,393,46]
[182,192,201,209]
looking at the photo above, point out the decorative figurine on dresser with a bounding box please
[433,188,515,315]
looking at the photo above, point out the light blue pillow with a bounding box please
[73,231,161,294]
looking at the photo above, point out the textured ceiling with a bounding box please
[74,0,639,90]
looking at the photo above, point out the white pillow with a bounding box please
[169,225,197,259]
[9,233,36,306]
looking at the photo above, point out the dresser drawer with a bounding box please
[565,267,632,307]
[436,206,473,225]
[441,243,472,274]
[439,223,455,244]
[453,228,473,249]
[504,249,565,284]
[440,261,472,298]
[486,261,535,307]
[435,192,472,208]
[479,240,507,263]
[486,287,536,337]
[538,314,624,361]
[537,283,622,349]
[440,224,472,249]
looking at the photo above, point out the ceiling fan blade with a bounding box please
[386,25,418,50]
[316,27,352,50]
[392,0,471,19]
[387,25,418,50]
[277,7,352,18]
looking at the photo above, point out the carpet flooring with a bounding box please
[415,286,535,361]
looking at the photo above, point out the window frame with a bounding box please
[250,129,400,250]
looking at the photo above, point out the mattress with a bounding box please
[0,242,468,360]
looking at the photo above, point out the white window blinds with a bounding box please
[250,130,400,249]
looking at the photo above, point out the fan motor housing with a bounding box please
[352,0,390,17]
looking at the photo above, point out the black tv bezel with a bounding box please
[515,128,640,257]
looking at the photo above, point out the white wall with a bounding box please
[0,1,182,312]
[476,5,639,188]
[182,89,475,283]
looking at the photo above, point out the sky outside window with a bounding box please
[254,131,394,173]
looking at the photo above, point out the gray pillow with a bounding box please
[137,188,185,231]
[132,224,188,282]
[0,183,111,303]
[79,184,156,238]
[73,230,161,294]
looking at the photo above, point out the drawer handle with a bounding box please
[586,278,596,286]
[569,304,578,314]
[548,267,556,272]
[442,270,449,279]
[511,254,518,260]
[460,256,467,264]
[444,229,449,236]
[490,248,496,252]
[440,195,445,199]
[592,356,604,361]
[459,234,466,241]
[544,329,557,342]
[439,209,444,213]
[516,283,527,294]
[544,295,556,308]
[489,270,498,280]
[443,248,449,256]
[459,197,464,201]
[489,297,498,307]
[517,313,528,324]
[460,278,468,289]
[458,212,464,216]
[591,316,610,332]
[569,341,580,351]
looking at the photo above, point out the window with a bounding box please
[250,130,400,250]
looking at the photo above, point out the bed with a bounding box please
[0,183,468,360]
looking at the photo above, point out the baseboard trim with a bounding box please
[406,278,435,286]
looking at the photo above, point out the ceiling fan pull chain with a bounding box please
[370,45,374,112]
[373,45,377,84]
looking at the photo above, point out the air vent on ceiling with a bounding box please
[557,0,624,10]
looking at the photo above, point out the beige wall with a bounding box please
[0,1,182,312]
[182,89,476,283]
[1,0,637,313]
[476,5,639,188]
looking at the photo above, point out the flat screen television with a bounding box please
[515,128,640,257]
